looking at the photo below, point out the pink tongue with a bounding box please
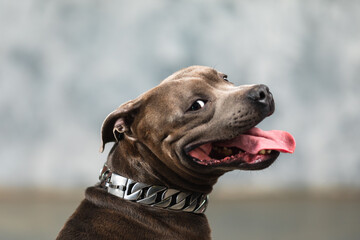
[218,127,296,155]
[188,127,296,160]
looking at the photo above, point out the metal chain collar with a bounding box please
[99,164,208,214]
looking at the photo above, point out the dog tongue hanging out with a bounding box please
[189,127,295,166]
[58,66,296,240]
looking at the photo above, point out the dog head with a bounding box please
[100,66,295,192]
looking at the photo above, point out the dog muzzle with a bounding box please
[99,164,209,214]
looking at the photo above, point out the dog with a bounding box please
[57,66,295,240]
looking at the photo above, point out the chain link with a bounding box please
[99,165,208,214]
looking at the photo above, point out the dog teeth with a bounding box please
[214,146,233,156]
[223,147,233,155]
[258,150,266,155]
[213,146,272,156]
[258,149,272,155]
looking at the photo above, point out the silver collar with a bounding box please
[99,164,208,214]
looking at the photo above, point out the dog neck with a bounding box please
[99,164,209,214]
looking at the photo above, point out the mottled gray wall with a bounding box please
[1,0,359,190]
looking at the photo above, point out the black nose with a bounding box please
[247,84,271,103]
[247,84,275,115]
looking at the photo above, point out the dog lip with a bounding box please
[184,142,209,154]
[190,150,280,168]
[235,151,279,169]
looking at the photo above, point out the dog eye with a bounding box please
[223,75,229,82]
[188,100,207,111]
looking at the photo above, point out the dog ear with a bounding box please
[100,99,141,152]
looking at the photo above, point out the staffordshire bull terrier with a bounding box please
[57,66,295,240]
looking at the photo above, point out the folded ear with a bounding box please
[100,98,142,152]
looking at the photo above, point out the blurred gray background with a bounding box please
[1,0,360,240]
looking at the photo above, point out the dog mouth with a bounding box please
[186,127,295,169]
